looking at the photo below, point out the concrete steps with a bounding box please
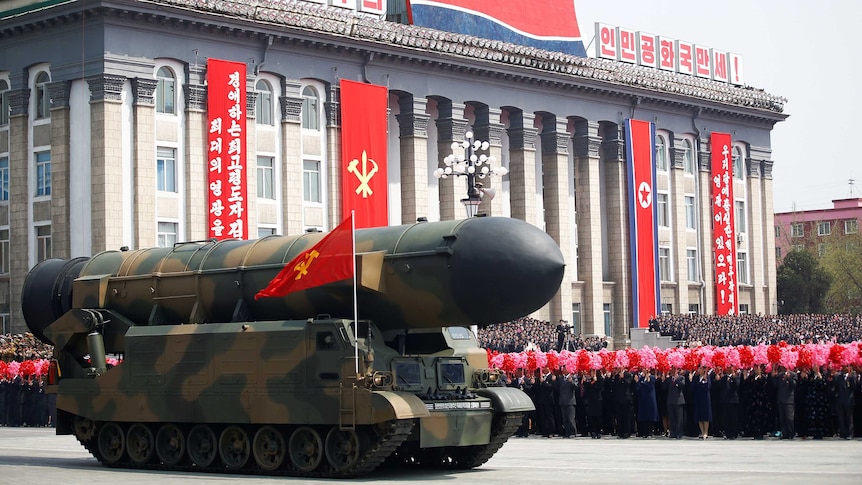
[630,327,685,350]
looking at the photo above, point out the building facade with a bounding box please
[0,0,786,344]
[774,198,862,262]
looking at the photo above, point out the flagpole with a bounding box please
[352,210,359,376]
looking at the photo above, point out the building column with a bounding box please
[280,80,304,235]
[506,110,538,224]
[601,125,632,342]
[754,148,777,314]
[87,75,127,253]
[184,72,208,241]
[697,138,715,314]
[573,121,604,337]
[244,88,258,238]
[131,77,157,247]
[8,88,30,333]
[472,105,505,217]
[395,95,430,224]
[47,81,72,260]
[326,83,341,226]
[540,117,573,324]
[670,139,689,315]
[435,101,468,221]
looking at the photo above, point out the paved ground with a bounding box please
[1,428,861,484]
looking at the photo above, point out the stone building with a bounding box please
[0,0,786,343]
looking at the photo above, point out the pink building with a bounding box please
[774,198,862,262]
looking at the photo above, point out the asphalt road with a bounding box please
[1,427,861,484]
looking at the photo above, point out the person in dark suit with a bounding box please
[833,366,857,439]
[774,366,797,440]
[744,365,770,439]
[613,368,634,439]
[6,376,22,427]
[0,374,8,426]
[536,369,557,437]
[719,367,742,439]
[805,366,830,440]
[556,369,578,437]
[690,366,712,439]
[665,368,686,439]
[634,371,658,438]
[584,369,604,438]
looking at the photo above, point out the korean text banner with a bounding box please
[408,0,587,57]
[625,119,660,328]
[340,79,389,228]
[207,58,247,240]
[710,132,738,315]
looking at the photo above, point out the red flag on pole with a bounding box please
[254,214,354,300]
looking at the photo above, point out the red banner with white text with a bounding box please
[711,132,738,315]
[625,119,660,328]
[207,58,247,240]
[340,79,389,228]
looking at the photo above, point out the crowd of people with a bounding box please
[651,313,862,346]
[501,364,861,441]
[1,333,56,428]
[478,317,609,353]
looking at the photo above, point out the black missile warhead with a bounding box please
[446,217,565,325]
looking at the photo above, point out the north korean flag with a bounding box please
[407,0,587,57]
[625,119,660,328]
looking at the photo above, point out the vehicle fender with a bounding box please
[474,386,536,413]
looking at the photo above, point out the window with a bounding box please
[655,135,667,171]
[846,219,859,234]
[684,196,696,229]
[255,80,273,126]
[36,224,51,262]
[657,193,669,227]
[791,222,803,238]
[817,221,831,236]
[303,160,321,203]
[737,251,748,285]
[687,249,698,282]
[682,139,694,174]
[732,146,744,180]
[738,304,749,315]
[0,312,8,335]
[0,156,8,201]
[0,228,8,273]
[735,200,746,234]
[571,303,581,335]
[157,147,177,192]
[776,247,782,259]
[35,151,51,196]
[257,156,275,199]
[157,221,178,247]
[775,225,781,238]
[818,243,826,257]
[603,303,611,336]
[792,244,805,252]
[35,71,50,119]
[258,226,277,238]
[659,247,671,281]
[688,304,699,315]
[0,79,9,125]
[660,303,673,315]
[301,86,319,130]
[156,67,176,114]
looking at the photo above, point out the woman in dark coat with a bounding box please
[805,366,830,439]
[583,369,605,439]
[745,365,770,439]
[635,371,659,437]
[690,366,712,439]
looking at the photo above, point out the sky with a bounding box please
[575,0,862,213]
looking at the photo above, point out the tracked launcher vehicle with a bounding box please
[23,216,564,477]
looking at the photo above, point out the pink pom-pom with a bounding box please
[810,343,830,368]
[614,350,629,369]
[589,351,603,370]
[699,346,715,368]
[535,350,548,370]
[779,347,798,370]
[490,353,505,369]
[667,348,686,369]
[753,344,769,365]
[638,346,658,370]
[8,361,20,378]
[725,347,741,368]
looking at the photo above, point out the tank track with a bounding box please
[76,418,414,478]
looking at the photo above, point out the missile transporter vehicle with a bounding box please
[23,217,564,477]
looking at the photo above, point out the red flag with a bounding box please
[710,132,738,315]
[340,79,388,228]
[254,215,354,300]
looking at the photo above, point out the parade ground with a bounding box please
[1,427,861,484]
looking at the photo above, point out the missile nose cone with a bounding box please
[447,217,565,325]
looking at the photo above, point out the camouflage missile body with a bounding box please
[23,217,564,477]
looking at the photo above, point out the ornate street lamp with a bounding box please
[432,130,508,218]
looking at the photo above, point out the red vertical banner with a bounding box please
[207,58,247,240]
[711,132,738,315]
[340,79,389,228]
[625,119,660,328]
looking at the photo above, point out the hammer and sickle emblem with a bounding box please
[347,150,378,198]
[638,181,652,209]
[293,250,320,280]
